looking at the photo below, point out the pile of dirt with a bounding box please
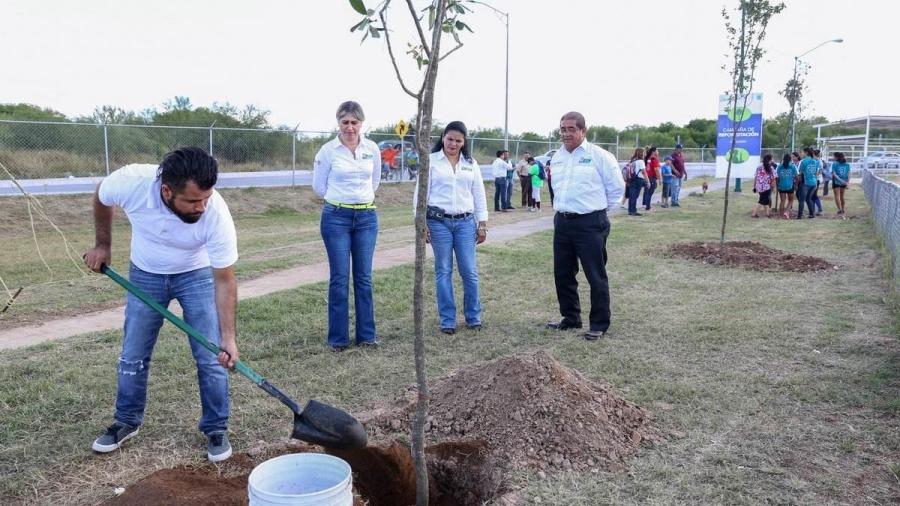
[363,350,658,472]
[669,240,837,273]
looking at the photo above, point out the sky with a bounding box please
[2,0,897,134]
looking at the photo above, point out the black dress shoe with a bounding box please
[583,330,605,341]
[546,320,582,331]
[330,345,349,353]
[441,328,456,335]
[466,323,482,331]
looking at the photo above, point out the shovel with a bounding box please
[101,264,367,450]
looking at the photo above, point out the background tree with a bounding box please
[780,62,810,150]
[720,0,784,244]
[348,1,478,504]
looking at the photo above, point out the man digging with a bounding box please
[83,147,239,462]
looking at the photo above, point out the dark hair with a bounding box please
[813,149,821,157]
[526,156,535,164]
[791,151,801,160]
[432,121,472,162]
[834,151,846,163]
[496,150,508,158]
[803,147,815,158]
[644,146,657,163]
[157,147,218,192]
[762,153,774,175]
[559,111,586,130]
[781,154,792,167]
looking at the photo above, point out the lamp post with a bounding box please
[788,38,843,152]
[477,2,510,150]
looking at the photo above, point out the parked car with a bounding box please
[377,140,419,180]
[859,151,900,169]
[534,149,557,167]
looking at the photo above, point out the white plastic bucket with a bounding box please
[248,453,353,506]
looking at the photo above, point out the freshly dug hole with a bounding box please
[363,350,659,473]
[669,240,837,272]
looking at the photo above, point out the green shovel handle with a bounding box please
[101,264,264,385]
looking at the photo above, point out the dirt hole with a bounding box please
[669,240,837,272]
[103,440,501,506]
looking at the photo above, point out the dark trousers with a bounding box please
[797,184,816,218]
[627,178,644,214]
[493,177,508,211]
[642,179,657,210]
[505,175,514,207]
[553,210,611,332]
[547,176,554,206]
[520,175,533,207]
[811,182,822,213]
[822,180,830,196]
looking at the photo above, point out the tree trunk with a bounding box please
[411,4,447,504]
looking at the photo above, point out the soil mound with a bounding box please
[364,350,658,472]
[669,240,837,272]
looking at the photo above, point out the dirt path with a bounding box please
[0,181,716,350]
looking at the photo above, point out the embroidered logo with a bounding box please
[362,153,374,160]
[578,157,593,164]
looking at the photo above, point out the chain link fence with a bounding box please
[1,119,722,180]
[862,169,900,289]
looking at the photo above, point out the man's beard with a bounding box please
[164,195,203,224]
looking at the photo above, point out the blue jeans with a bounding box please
[627,178,645,214]
[321,204,378,347]
[797,184,816,218]
[670,177,683,205]
[427,216,481,329]
[116,264,229,434]
[642,179,657,210]
[505,175,514,207]
[493,177,509,211]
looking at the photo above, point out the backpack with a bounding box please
[537,161,546,180]
[621,161,634,182]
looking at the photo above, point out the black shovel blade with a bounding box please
[293,399,368,449]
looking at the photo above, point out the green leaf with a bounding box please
[349,0,367,16]
[349,18,367,32]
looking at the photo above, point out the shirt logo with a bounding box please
[361,153,374,160]
[460,166,473,172]
[577,157,593,164]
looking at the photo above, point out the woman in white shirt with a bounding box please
[416,121,488,334]
[627,147,648,216]
[312,101,381,352]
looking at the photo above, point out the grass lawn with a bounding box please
[0,186,898,505]
[0,182,535,329]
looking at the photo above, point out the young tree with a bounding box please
[347,1,478,504]
[780,63,810,151]
[720,0,784,244]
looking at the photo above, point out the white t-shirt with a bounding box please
[312,136,381,204]
[632,159,646,179]
[98,164,239,274]
[491,157,512,178]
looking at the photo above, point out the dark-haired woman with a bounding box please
[642,146,660,211]
[831,151,851,218]
[414,121,488,334]
[627,147,647,216]
[775,154,797,219]
[313,101,381,351]
[752,153,775,218]
[796,147,818,219]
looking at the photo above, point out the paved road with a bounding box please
[1,163,719,196]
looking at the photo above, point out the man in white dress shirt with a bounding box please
[491,150,512,212]
[546,111,625,340]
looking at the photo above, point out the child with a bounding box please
[660,157,674,208]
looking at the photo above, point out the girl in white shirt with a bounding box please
[417,121,488,334]
[312,101,381,351]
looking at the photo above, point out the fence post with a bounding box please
[103,123,111,175]
[208,121,216,157]
[291,128,298,187]
[615,135,620,161]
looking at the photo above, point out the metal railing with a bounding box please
[862,169,900,290]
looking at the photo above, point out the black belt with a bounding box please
[445,212,472,219]
[556,209,606,219]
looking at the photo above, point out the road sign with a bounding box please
[394,119,409,138]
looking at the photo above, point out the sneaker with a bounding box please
[357,340,380,349]
[207,431,232,462]
[92,422,139,453]
[330,344,349,353]
[466,323,482,331]
[583,330,605,341]
[440,327,456,335]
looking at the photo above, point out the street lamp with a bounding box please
[476,2,510,150]
[789,38,843,152]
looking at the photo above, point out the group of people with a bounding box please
[81,101,626,462]
[752,147,852,219]
[491,150,548,213]
[621,144,690,216]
